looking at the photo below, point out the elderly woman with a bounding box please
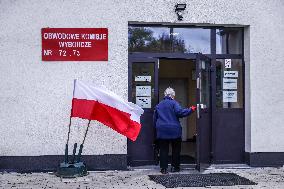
[153,87,196,174]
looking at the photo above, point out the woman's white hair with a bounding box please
[164,87,175,97]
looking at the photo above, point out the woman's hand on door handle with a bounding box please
[190,105,197,111]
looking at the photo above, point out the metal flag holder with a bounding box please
[55,116,91,178]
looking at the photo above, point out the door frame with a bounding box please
[127,52,213,168]
[128,26,245,165]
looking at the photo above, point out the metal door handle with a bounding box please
[196,77,200,89]
[197,104,200,119]
[200,104,207,109]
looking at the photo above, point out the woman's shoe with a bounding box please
[160,168,168,174]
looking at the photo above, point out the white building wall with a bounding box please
[0,0,284,156]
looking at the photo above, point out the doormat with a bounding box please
[148,173,257,188]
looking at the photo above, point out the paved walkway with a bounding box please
[0,165,284,188]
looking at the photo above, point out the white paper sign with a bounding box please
[135,76,151,82]
[223,91,237,102]
[225,59,232,68]
[224,71,238,78]
[136,97,151,108]
[136,86,151,97]
[223,78,237,89]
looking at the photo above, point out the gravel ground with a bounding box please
[0,166,284,189]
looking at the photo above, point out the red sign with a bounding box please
[42,28,108,61]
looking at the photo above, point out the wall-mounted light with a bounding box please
[175,3,186,21]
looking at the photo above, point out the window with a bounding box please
[216,28,243,54]
[216,59,243,108]
[132,62,155,109]
[128,26,171,52]
[172,28,210,53]
[128,26,211,53]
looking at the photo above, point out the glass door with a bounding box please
[127,55,159,166]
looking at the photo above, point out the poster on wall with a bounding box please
[41,28,108,61]
[223,91,237,102]
[223,78,238,89]
[136,97,151,108]
[136,86,151,97]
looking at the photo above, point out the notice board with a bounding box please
[42,28,108,61]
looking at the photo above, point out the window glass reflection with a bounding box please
[216,28,242,54]
[128,26,211,53]
[173,28,210,53]
[128,26,171,52]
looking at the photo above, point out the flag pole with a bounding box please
[76,119,91,162]
[66,113,73,146]
[64,79,77,163]
[64,115,72,163]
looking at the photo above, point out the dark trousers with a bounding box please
[159,138,181,169]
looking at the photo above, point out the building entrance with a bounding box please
[159,59,197,165]
[128,53,212,171]
[128,24,245,167]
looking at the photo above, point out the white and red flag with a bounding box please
[71,80,144,141]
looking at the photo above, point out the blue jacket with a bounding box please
[153,96,193,139]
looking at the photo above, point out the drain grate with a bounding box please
[148,173,257,188]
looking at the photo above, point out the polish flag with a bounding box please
[71,80,144,141]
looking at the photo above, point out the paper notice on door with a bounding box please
[223,78,237,89]
[135,76,151,82]
[136,86,151,97]
[223,91,237,102]
[224,71,238,78]
[136,96,151,108]
[225,59,232,68]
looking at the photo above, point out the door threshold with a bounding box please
[180,164,196,169]
[130,165,160,171]
[130,164,197,171]
[208,164,251,169]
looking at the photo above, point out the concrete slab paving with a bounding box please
[0,166,284,189]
